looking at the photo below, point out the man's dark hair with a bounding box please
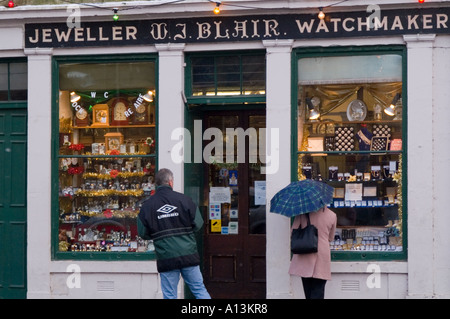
[155,168,174,186]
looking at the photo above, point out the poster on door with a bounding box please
[208,187,238,235]
[254,181,266,206]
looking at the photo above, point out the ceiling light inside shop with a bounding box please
[384,93,401,116]
[70,92,81,102]
[306,98,320,120]
[143,90,153,102]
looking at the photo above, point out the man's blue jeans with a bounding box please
[160,265,211,299]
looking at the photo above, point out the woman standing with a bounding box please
[289,206,337,299]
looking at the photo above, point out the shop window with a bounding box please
[188,52,265,101]
[0,61,27,101]
[55,57,157,258]
[295,48,406,260]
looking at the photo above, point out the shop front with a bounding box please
[1,0,450,299]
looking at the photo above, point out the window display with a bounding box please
[56,59,157,255]
[296,50,405,258]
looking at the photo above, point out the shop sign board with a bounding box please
[25,7,449,48]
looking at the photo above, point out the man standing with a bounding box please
[138,168,210,299]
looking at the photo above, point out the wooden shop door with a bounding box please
[0,107,27,299]
[202,110,266,299]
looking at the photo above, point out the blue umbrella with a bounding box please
[270,179,334,217]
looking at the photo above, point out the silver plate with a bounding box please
[347,99,367,121]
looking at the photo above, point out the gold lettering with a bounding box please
[150,23,168,40]
[197,22,211,39]
[251,20,260,38]
[173,23,186,40]
[86,28,96,41]
[28,29,39,43]
[316,19,329,32]
[358,17,370,31]
[99,27,109,41]
[295,19,314,33]
[342,18,355,32]
[42,28,52,42]
[54,28,72,42]
[330,18,341,32]
[436,14,448,29]
[390,16,404,30]
[74,28,84,41]
[214,21,230,39]
[263,19,280,37]
[423,14,433,29]
[373,16,388,30]
[112,26,123,40]
[232,20,248,38]
[126,26,137,40]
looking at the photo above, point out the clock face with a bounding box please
[136,104,146,114]
[76,108,88,120]
[108,138,120,150]
[114,102,128,121]
[96,110,108,123]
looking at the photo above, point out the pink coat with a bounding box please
[288,207,337,280]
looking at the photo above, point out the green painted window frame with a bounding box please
[185,50,266,106]
[291,45,408,261]
[51,54,158,261]
[0,58,27,103]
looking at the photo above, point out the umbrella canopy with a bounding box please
[270,179,334,217]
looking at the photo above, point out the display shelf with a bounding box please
[74,124,156,129]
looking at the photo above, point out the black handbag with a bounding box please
[291,213,318,254]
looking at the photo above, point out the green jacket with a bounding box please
[137,185,203,272]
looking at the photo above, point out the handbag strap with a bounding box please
[299,213,311,228]
[305,213,311,226]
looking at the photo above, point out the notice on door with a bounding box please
[254,181,266,205]
[211,219,221,233]
[209,203,221,220]
[209,187,231,204]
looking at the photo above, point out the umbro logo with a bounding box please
[157,204,178,214]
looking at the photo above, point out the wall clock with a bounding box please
[92,104,109,127]
[111,98,130,126]
[104,132,124,152]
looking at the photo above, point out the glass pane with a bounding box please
[297,53,404,254]
[0,64,8,101]
[216,56,240,95]
[58,60,157,254]
[242,55,266,95]
[191,57,215,96]
[59,61,155,91]
[9,62,28,100]
[190,54,266,97]
[298,55,402,84]
[248,115,266,234]
[206,116,239,235]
